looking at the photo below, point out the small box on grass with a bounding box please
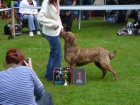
[73,68,86,85]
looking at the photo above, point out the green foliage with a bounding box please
[3,0,12,5]
[0,17,140,105]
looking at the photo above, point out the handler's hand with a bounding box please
[61,28,64,32]
[24,58,33,70]
[66,11,70,16]
[54,25,59,30]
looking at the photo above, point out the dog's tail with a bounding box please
[109,50,116,59]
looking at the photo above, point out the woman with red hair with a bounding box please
[0,48,54,105]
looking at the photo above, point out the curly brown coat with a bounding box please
[60,31,118,81]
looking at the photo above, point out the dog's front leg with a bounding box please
[69,64,76,83]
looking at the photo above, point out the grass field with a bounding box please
[0,17,140,105]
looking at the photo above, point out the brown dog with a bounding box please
[60,31,118,81]
[1,4,10,20]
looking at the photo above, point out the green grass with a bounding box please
[0,17,140,105]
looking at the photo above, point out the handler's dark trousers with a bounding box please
[60,14,73,31]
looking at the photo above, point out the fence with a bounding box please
[1,4,140,37]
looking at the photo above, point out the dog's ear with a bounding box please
[69,36,76,45]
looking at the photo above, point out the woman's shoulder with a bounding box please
[40,0,49,9]
[15,66,31,71]
[42,0,49,4]
[44,0,49,2]
[0,70,6,76]
[0,66,29,76]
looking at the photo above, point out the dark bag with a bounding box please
[4,23,22,36]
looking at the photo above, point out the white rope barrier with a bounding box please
[0,8,12,12]
[1,4,140,10]
[1,4,140,32]
[60,5,140,10]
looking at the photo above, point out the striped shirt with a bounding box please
[0,66,44,105]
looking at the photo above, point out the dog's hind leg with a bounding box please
[95,62,107,79]
[100,62,118,81]
[107,66,118,81]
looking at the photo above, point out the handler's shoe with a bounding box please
[37,31,41,35]
[29,32,34,36]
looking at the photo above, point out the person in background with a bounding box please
[117,0,126,5]
[106,0,118,5]
[125,0,140,22]
[37,0,63,81]
[19,0,41,36]
[60,0,74,32]
[14,0,22,19]
[82,0,91,20]
[66,0,79,20]
[67,0,77,5]
[36,0,40,6]
[0,48,54,105]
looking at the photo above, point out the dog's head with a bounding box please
[60,31,76,46]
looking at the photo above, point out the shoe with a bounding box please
[20,22,22,26]
[37,31,41,35]
[138,29,140,34]
[29,32,34,36]
[44,76,53,81]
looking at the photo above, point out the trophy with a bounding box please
[63,70,69,86]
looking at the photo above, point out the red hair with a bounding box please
[6,48,25,65]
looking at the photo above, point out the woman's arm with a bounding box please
[31,69,44,98]
[72,0,77,5]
